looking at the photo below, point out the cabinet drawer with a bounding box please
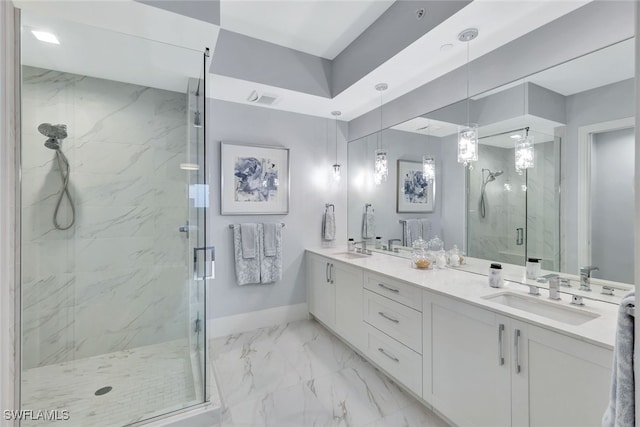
[364,272,422,311]
[364,290,422,353]
[365,324,422,396]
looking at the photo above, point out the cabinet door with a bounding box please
[429,294,511,427]
[334,260,365,351]
[306,254,334,328]
[521,325,612,427]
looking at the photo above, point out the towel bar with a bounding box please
[229,223,285,229]
[626,305,635,316]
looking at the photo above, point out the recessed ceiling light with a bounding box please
[31,30,59,45]
[510,134,522,139]
[440,43,453,52]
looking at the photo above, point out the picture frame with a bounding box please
[396,159,435,213]
[221,142,290,215]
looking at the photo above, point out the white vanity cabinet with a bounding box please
[523,325,612,427]
[307,253,335,328]
[306,253,365,350]
[424,291,612,427]
[426,292,517,427]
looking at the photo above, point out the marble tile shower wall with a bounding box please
[21,66,189,369]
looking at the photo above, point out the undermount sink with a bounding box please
[483,292,600,325]
[333,251,371,259]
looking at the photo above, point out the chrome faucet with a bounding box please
[354,240,371,255]
[579,266,599,291]
[388,238,402,252]
[536,273,561,300]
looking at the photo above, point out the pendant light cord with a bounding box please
[335,117,338,163]
[466,40,470,125]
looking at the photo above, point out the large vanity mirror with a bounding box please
[347,38,635,303]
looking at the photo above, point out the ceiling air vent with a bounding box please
[247,90,279,106]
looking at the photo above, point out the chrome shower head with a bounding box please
[38,123,67,150]
[482,169,504,184]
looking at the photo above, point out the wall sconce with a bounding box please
[457,28,479,167]
[423,156,435,182]
[515,127,534,173]
[331,110,341,182]
[374,83,389,185]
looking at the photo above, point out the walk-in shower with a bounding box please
[479,168,503,219]
[466,131,561,270]
[38,123,75,230]
[20,10,215,427]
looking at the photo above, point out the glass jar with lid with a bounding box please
[411,237,432,269]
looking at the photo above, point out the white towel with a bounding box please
[261,223,282,283]
[421,219,432,241]
[322,210,336,241]
[263,223,276,257]
[602,291,635,427]
[362,209,375,239]
[233,224,261,285]
[403,219,422,246]
[240,223,257,259]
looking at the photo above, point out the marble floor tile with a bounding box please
[362,402,452,427]
[225,382,334,427]
[307,363,415,427]
[212,319,451,427]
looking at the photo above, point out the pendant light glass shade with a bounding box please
[374,83,388,186]
[515,134,534,173]
[457,123,478,165]
[374,149,388,185]
[332,164,341,182]
[422,156,435,182]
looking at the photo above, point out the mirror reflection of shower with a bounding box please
[479,168,503,218]
[38,123,75,230]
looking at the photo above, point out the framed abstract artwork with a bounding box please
[396,159,435,213]
[221,142,290,215]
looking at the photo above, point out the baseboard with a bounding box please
[208,303,309,338]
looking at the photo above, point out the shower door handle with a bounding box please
[516,228,524,246]
[193,246,215,281]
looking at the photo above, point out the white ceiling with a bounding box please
[220,0,395,59]
[16,0,617,124]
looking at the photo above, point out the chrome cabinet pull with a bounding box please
[498,323,505,366]
[378,311,400,323]
[329,263,334,284]
[514,329,522,374]
[325,263,330,283]
[378,347,399,363]
[378,283,399,293]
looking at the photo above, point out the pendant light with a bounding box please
[374,83,388,186]
[515,126,534,173]
[457,28,479,167]
[515,82,534,173]
[331,110,342,182]
[422,120,435,182]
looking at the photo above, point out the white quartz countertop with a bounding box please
[307,247,621,350]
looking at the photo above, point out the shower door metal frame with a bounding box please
[1,4,22,424]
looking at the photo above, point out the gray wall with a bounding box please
[208,100,347,319]
[591,128,634,283]
[562,78,634,274]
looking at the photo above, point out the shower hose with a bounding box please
[53,148,75,230]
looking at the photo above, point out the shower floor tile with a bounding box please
[21,339,213,427]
